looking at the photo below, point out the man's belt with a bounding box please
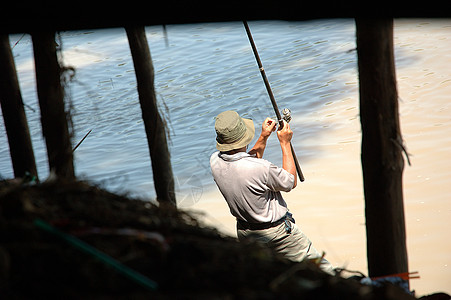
[237,212,295,230]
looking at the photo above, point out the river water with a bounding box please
[1,19,450,296]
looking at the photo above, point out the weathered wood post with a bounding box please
[0,34,38,179]
[32,31,75,179]
[355,18,409,279]
[125,25,176,207]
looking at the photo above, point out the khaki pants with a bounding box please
[237,220,335,275]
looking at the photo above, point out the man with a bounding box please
[210,110,334,274]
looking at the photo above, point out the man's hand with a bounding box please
[248,117,276,158]
[277,120,293,145]
[261,117,277,138]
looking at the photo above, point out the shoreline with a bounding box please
[188,22,451,294]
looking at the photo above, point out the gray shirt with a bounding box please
[210,151,295,223]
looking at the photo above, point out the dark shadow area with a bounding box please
[1,0,450,34]
[0,179,419,299]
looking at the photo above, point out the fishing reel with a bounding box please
[281,108,292,123]
[269,108,292,129]
[272,108,291,129]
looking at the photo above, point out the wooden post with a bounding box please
[0,34,38,179]
[356,18,409,279]
[125,25,176,207]
[32,31,75,179]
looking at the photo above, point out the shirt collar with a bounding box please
[218,151,255,162]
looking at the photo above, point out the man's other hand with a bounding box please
[261,117,277,138]
[277,120,293,145]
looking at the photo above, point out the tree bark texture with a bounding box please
[32,31,75,179]
[356,18,408,279]
[0,34,38,179]
[125,26,176,207]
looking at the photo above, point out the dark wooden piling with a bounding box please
[356,18,409,280]
[0,34,38,179]
[32,31,75,179]
[125,25,176,207]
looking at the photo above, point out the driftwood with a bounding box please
[0,34,38,179]
[125,25,176,206]
[32,31,75,179]
[356,18,408,279]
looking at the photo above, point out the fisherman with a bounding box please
[210,110,334,274]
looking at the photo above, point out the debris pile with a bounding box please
[0,179,424,299]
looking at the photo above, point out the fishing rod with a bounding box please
[243,21,305,182]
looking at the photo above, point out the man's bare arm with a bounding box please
[277,120,297,188]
